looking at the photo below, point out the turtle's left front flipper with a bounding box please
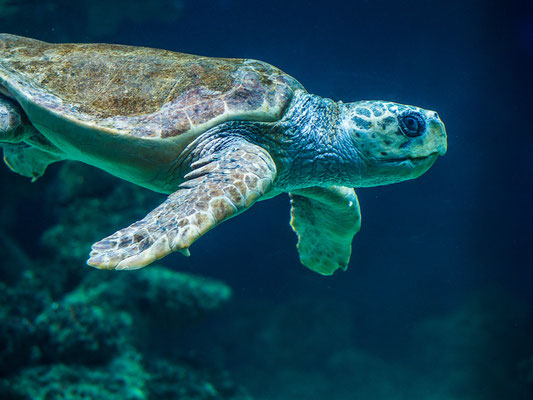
[87,139,277,270]
[290,186,361,275]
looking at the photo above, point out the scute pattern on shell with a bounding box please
[0,34,304,139]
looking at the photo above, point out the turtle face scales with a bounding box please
[0,34,448,274]
[339,101,447,187]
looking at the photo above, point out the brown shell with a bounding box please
[0,34,305,139]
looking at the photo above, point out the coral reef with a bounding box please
[81,267,232,320]
[0,271,50,376]
[0,137,531,400]
[0,162,247,399]
[0,261,241,399]
[4,348,251,400]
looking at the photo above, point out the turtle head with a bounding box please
[339,101,447,187]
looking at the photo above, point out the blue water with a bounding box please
[0,0,532,399]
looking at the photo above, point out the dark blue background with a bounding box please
[1,0,532,397]
[7,0,528,316]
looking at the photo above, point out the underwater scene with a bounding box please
[0,0,531,399]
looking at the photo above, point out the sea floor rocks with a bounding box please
[3,347,251,400]
[0,263,241,399]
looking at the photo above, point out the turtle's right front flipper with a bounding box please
[87,138,277,270]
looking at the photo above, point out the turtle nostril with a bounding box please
[432,112,439,119]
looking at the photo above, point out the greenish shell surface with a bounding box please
[0,34,304,190]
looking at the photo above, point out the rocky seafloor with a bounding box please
[0,263,248,400]
[0,162,250,400]
[1,161,532,400]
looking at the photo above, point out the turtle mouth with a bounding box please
[407,153,439,163]
[380,153,440,177]
[404,153,440,174]
[382,152,439,165]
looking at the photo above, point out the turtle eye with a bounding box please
[399,112,425,137]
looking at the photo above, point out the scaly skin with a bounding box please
[268,91,447,190]
[88,138,277,270]
[88,90,446,273]
[0,43,447,274]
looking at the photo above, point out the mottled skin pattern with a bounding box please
[89,142,277,269]
[0,34,447,275]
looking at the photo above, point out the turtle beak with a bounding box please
[428,113,447,156]
[437,124,447,156]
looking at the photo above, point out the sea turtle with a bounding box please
[0,34,447,275]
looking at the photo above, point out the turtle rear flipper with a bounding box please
[290,186,361,275]
[3,144,62,181]
[1,95,65,180]
[87,138,277,270]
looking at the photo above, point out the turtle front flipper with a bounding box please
[87,139,277,270]
[289,186,361,275]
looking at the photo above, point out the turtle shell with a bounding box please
[0,34,305,140]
